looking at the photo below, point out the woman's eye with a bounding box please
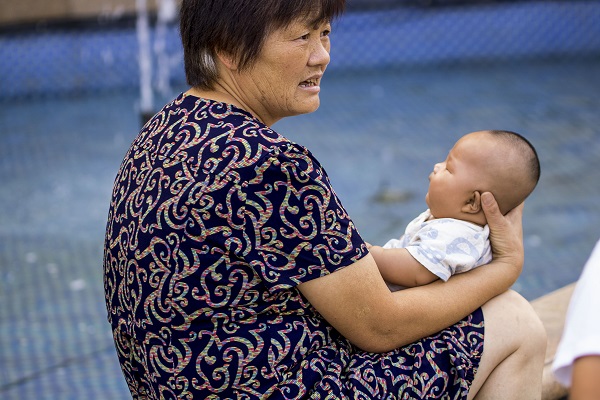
[321,29,331,37]
[299,33,310,40]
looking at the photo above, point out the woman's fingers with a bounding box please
[481,192,524,273]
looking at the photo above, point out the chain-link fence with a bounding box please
[1,0,599,101]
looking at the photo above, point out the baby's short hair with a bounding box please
[486,130,541,214]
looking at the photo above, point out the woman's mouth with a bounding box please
[299,78,318,88]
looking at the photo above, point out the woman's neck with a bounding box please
[186,86,269,126]
[185,87,237,107]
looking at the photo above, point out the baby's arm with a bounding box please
[368,245,439,287]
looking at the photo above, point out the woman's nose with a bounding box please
[309,38,330,67]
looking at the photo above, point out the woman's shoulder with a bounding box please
[170,93,301,151]
[149,93,322,177]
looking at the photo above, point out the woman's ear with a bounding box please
[462,191,482,214]
[215,50,238,71]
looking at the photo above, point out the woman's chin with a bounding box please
[302,97,321,114]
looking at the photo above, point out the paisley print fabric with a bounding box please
[103,93,484,399]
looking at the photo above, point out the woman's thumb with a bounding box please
[482,191,524,248]
[481,192,500,223]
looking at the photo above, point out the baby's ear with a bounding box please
[462,191,482,214]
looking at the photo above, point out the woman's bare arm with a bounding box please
[570,356,600,400]
[298,192,524,353]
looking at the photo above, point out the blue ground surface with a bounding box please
[1,57,599,399]
[1,1,600,398]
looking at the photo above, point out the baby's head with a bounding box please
[426,130,540,225]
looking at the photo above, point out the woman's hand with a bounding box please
[481,191,524,284]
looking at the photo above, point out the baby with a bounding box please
[369,130,541,290]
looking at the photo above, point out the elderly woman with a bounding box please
[103,0,546,398]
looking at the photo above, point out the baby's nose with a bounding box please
[433,163,442,173]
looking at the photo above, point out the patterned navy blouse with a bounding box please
[104,93,484,399]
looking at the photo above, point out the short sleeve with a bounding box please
[404,220,491,281]
[236,145,367,293]
[552,239,600,387]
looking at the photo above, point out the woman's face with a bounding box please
[231,18,332,126]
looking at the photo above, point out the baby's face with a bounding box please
[426,132,496,219]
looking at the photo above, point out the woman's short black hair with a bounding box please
[180,0,346,89]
